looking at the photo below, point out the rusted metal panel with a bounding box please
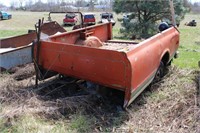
[0,33,36,48]
[49,22,112,44]
[34,23,179,107]
[0,33,35,70]
[0,21,67,71]
[40,21,66,35]
[36,40,131,91]
[0,46,32,70]
[127,27,179,92]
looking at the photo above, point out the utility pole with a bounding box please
[89,0,94,11]
[169,0,176,26]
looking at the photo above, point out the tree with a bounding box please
[25,0,33,9]
[89,0,95,11]
[0,3,5,8]
[18,0,26,8]
[191,2,200,13]
[113,0,189,38]
[10,0,18,9]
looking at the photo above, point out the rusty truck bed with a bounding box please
[34,23,179,107]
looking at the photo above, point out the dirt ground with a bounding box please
[0,63,199,132]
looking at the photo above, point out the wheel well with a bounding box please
[161,52,170,66]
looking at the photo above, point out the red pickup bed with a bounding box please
[34,23,179,107]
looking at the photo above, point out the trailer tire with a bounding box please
[154,61,165,82]
[167,59,172,66]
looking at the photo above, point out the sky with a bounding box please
[0,0,200,7]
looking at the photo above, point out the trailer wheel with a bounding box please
[167,60,172,66]
[154,61,165,82]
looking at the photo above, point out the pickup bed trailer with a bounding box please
[33,22,179,107]
[0,32,36,71]
[0,21,66,71]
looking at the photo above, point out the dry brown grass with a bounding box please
[0,65,199,132]
[0,67,93,119]
[118,67,200,133]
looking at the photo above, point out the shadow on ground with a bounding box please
[0,64,199,132]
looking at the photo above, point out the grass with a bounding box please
[0,30,27,38]
[70,114,93,132]
[0,114,69,133]
[124,67,199,132]
[173,13,200,69]
[174,50,200,68]
[0,11,122,38]
[0,11,199,132]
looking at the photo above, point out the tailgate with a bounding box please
[36,41,131,91]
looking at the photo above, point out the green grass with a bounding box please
[0,30,27,38]
[173,13,200,69]
[70,114,93,133]
[179,28,200,50]
[174,49,200,68]
[0,114,70,133]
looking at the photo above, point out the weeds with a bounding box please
[121,67,200,133]
[70,114,93,133]
[0,63,199,132]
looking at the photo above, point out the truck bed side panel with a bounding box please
[0,33,36,48]
[126,27,179,105]
[49,23,112,44]
[37,41,131,90]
